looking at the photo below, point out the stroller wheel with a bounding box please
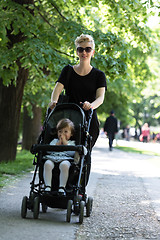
[33,197,40,219]
[66,200,73,223]
[41,203,48,213]
[86,197,93,217]
[74,195,82,215]
[79,201,85,224]
[21,196,28,218]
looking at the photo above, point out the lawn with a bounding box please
[0,146,33,188]
[115,146,160,156]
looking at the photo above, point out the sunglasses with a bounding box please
[77,47,92,53]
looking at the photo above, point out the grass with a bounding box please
[115,146,160,156]
[115,145,160,169]
[0,146,33,188]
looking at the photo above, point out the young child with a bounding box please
[43,118,76,196]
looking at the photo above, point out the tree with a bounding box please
[0,0,154,161]
[22,104,42,150]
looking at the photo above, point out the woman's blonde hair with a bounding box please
[75,34,95,49]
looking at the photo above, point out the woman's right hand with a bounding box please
[48,101,57,110]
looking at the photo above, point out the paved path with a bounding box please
[1,137,160,239]
[76,137,160,239]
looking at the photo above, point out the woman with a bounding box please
[49,34,107,147]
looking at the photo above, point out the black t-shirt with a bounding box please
[57,65,107,105]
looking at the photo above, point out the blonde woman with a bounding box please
[49,34,107,148]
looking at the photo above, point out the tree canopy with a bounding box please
[0,0,158,161]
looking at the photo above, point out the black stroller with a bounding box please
[21,103,93,224]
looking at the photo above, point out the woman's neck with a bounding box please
[73,62,93,76]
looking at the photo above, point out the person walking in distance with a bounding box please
[104,110,118,151]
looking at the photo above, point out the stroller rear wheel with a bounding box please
[41,203,48,213]
[66,200,73,223]
[21,196,28,218]
[33,197,40,219]
[79,201,85,224]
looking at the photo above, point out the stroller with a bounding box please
[21,103,93,224]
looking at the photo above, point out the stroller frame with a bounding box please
[21,103,93,224]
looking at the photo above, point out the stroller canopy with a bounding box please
[42,103,87,145]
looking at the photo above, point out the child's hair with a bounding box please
[75,34,95,49]
[56,118,75,135]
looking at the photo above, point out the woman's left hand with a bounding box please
[81,101,92,111]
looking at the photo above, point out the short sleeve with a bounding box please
[68,140,75,145]
[96,70,107,90]
[50,139,58,145]
[56,65,70,88]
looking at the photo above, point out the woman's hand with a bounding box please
[81,101,92,111]
[48,101,57,110]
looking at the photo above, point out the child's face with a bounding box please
[57,126,72,140]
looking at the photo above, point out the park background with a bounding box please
[0,0,160,163]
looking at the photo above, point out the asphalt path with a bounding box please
[0,137,160,240]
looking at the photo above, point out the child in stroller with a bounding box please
[43,118,79,196]
[21,103,93,224]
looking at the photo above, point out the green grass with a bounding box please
[115,145,160,169]
[0,147,33,188]
[115,146,160,156]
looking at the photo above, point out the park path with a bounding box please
[76,137,160,239]
[1,137,160,239]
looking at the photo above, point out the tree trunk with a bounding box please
[0,0,34,162]
[0,66,29,162]
[22,105,42,150]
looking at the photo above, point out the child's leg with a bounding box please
[59,160,71,190]
[43,160,54,190]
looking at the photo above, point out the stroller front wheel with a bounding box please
[86,196,93,217]
[66,200,73,223]
[21,196,28,218]
[79,201,85,224]
[33,197,40,219]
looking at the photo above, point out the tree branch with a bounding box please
[32,2,55,27]
[52,47,74,58]
[50,2,68,21]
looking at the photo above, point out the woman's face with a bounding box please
[76,42,95,62]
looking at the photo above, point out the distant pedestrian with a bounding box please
[124,125,130,141]
[104,110,118,151]
[139,123,150,143]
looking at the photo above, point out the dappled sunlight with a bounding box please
[90,136,160,222]
[140,200,151,205]
[92,169,120,176]
[92,136,160,179]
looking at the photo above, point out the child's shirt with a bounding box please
[44,139,75,163]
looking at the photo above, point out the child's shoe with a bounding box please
[58,187,66,196]
[44,186,51,192]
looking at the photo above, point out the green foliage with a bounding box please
[0,0,158,127]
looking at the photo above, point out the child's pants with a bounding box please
[43,160,71,189]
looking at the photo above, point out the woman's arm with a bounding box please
[49,82,64,109]
[83,87,105,111]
